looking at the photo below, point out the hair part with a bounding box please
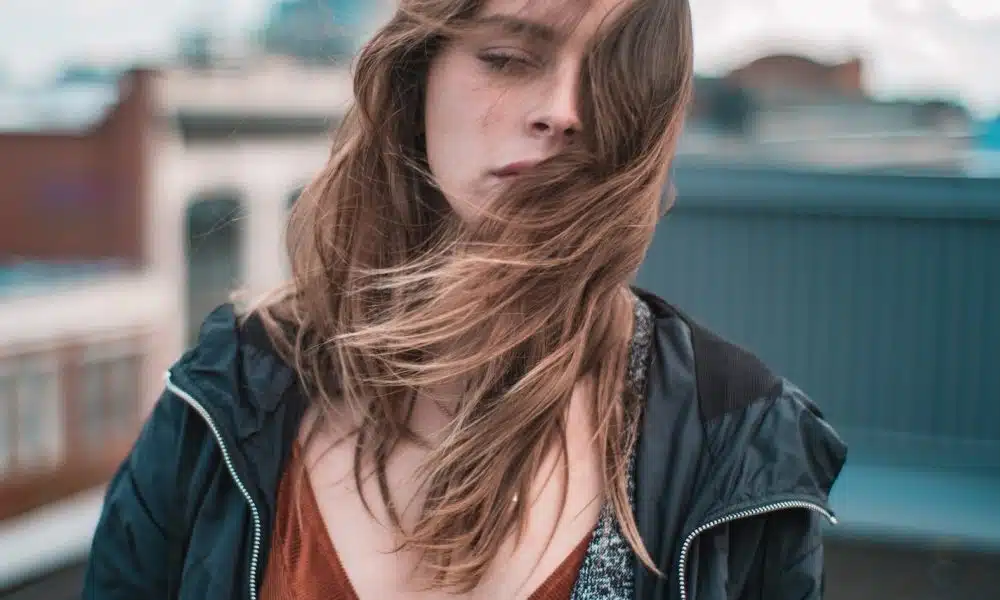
[253,0,693,591]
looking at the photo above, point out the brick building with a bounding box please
[0,69,168,522]
[0,69,150,265]
[725,54,865,101]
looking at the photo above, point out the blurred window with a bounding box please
[0,370,14,475]
[108,354,141,433]
[13,358,63,471]
[80,341,142,450]
[79,360,106,449]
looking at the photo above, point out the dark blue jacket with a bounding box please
[83,289,846,599]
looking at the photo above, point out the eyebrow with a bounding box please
[472,14,560,43]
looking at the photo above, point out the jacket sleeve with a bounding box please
[758,508,829,599]
[83,390,191,599]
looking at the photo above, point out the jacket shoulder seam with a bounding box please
[684,316,782,421]
[635,286,782,422]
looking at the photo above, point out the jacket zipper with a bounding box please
[164,373,263,600]
[677,500,837,600]
[164,369,837,600]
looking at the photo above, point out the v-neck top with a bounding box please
[260,294,654,600]
[260,441,592,600]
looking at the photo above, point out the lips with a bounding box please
[492,160,540,177]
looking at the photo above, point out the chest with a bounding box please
[302,396,604,600]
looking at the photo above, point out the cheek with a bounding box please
[426,51,515,140]
[425,57,501,175]
[478,95,511,133]
[426,59,459,120]
[425,56,472,162]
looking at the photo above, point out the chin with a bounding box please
[442,197,481,225]
[442,188,495,225]
[453,205,486,225]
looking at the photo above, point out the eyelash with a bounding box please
[478,50,536,74]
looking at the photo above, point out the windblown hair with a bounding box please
[254,0,692,591]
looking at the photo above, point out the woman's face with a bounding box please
[423,0,630,222]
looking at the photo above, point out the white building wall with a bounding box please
[146,66,347,378]
[0,64,350,587]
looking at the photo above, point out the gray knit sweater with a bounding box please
[569,295,653,600]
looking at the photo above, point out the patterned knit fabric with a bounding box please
[569,293,653,600]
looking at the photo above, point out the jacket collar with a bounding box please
[169,304,300,441]
[170,297,845,543]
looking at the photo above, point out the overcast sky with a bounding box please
[0,0,997,117]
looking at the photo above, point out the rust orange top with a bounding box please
[261,445,591,600]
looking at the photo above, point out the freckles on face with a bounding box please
[422,0,633,223]
[423,47,514,222]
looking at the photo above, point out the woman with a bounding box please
[84,0,846,599]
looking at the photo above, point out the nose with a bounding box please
[527,67,582,145]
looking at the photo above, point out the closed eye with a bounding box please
[478,50,537,74]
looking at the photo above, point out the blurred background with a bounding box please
[0,1,997,598]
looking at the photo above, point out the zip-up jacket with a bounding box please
[83,288,847,599]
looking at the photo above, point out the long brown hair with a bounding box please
[254,0,693,590]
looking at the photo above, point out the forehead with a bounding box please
[475,0,633,47]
